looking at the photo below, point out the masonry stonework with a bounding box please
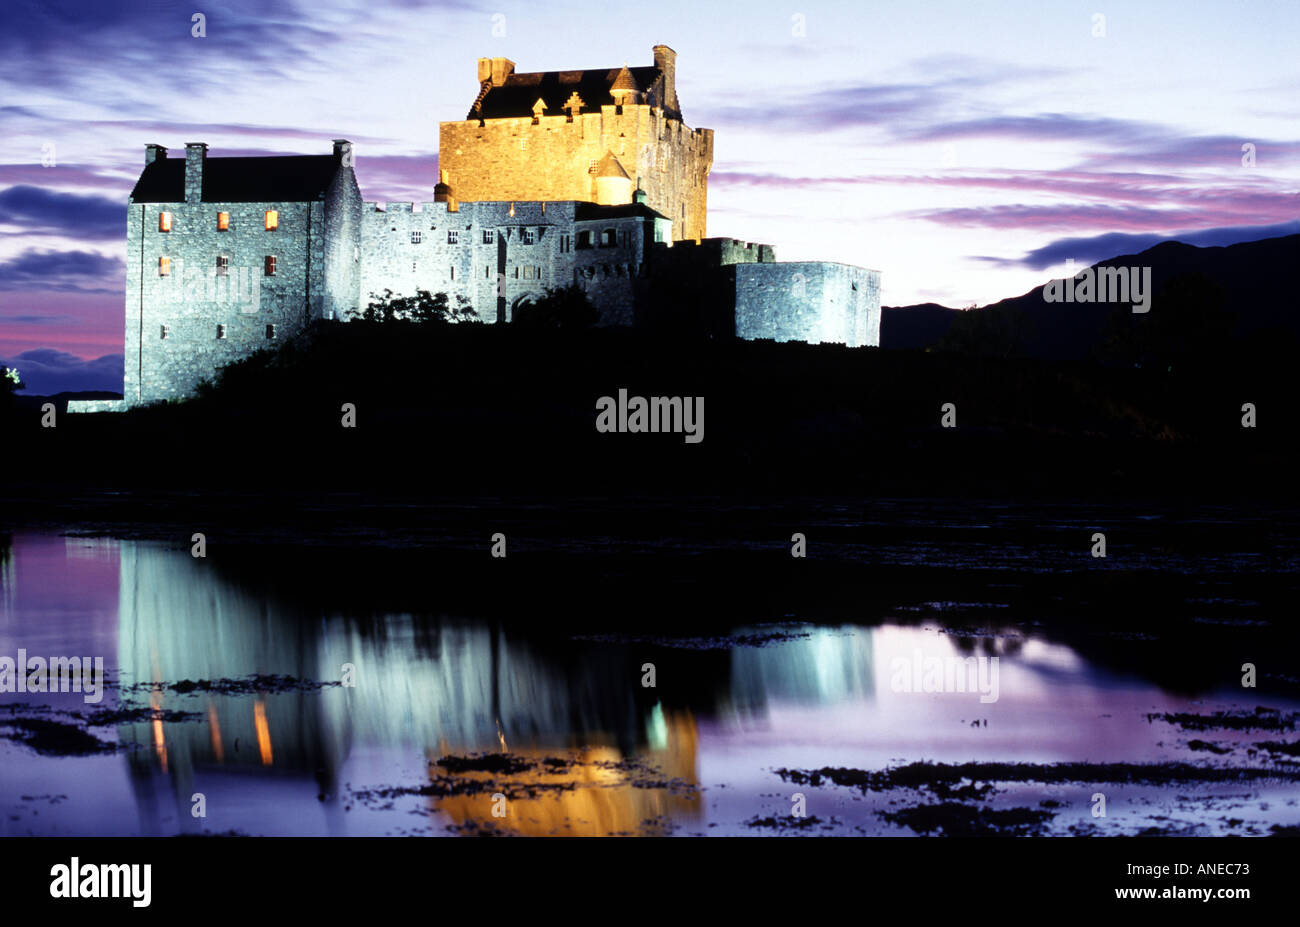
[438,46,712,242]
[68,49,881,413]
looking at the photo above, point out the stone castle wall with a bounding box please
[122,199,330,403]
[733,262,882,348]
[439,107,712,241]
[359,200,577,323]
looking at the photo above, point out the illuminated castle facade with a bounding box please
[71,47,880,412]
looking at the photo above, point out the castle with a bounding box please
[70,47,881,412]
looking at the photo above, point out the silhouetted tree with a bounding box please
[1098,273,1234,371]
[512,285,600,330]
[351,289,477,325]
[937,302,1034,358]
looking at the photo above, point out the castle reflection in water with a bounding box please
[110,540,874,836]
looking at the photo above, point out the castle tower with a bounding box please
[438,45,713,241]
[593,151,633,205]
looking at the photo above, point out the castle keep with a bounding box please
[439,46,712,241]
[70,47,881,412]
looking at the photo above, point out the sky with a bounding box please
[0,0,1297,393]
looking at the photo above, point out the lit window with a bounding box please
[447,230,459,244]
[160,325,169,339]
[264,255,277,276]
[524,228,536,245]
[411,231,422,244]
[266,324,276,339]
[264,210,278,230]
[482,229,494,244]
[216,255,229,276]
[507,203,515,217]
[217,212,229,231]
[158,212,172,232]
[158,256,171,276]
[216,324,226,339]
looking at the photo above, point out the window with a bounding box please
[618,230,630,248]
[577,230,593,249]
[266,324,276,339]
[561,234,572,252]
[449,266,455,281]
[158,256,171,276]
[264,255,277,276]
[217,212,229,231]
[507,203,515,217]
[523,228,536,245]
[216,255,229,276]
[600,228,616,247]
[411,231,422,244]
[523,266,535,280]
[482,229,494,244]
[158,211,172,232]
[264,210,279,231]
[484,265,492,279]
[588,159,598,173]
[216,324,226,339]
[447,230,459,244]
[160,325,169,340]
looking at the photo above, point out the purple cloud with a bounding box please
[0,347,123,395]
[973,221,1300,270]
[0,248,123,292]
[0,185,124,240]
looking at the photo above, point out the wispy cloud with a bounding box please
[0,346,123,394]
[0,248,123,292]
[973,221,1300,270]
[0,185,124,240]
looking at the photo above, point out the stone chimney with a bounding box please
[332,138,354,168]
[653,45,678,113]
[145,144,167,165]
[477,57,515,85]
[184,142,207,204]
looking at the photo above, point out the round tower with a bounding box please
[594,151,633,205]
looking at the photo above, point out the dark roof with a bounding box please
[471,66,665,120]
[128,154,343,203]
[594,151,630,179]
[574,202,668,221]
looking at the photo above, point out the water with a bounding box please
[1,530,1298,836]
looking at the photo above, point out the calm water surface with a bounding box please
[2,532,1297,836]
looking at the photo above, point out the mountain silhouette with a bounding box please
[883,233,1299,363]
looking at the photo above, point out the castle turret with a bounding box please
[594,151,633,205]
[610,65,638,107]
